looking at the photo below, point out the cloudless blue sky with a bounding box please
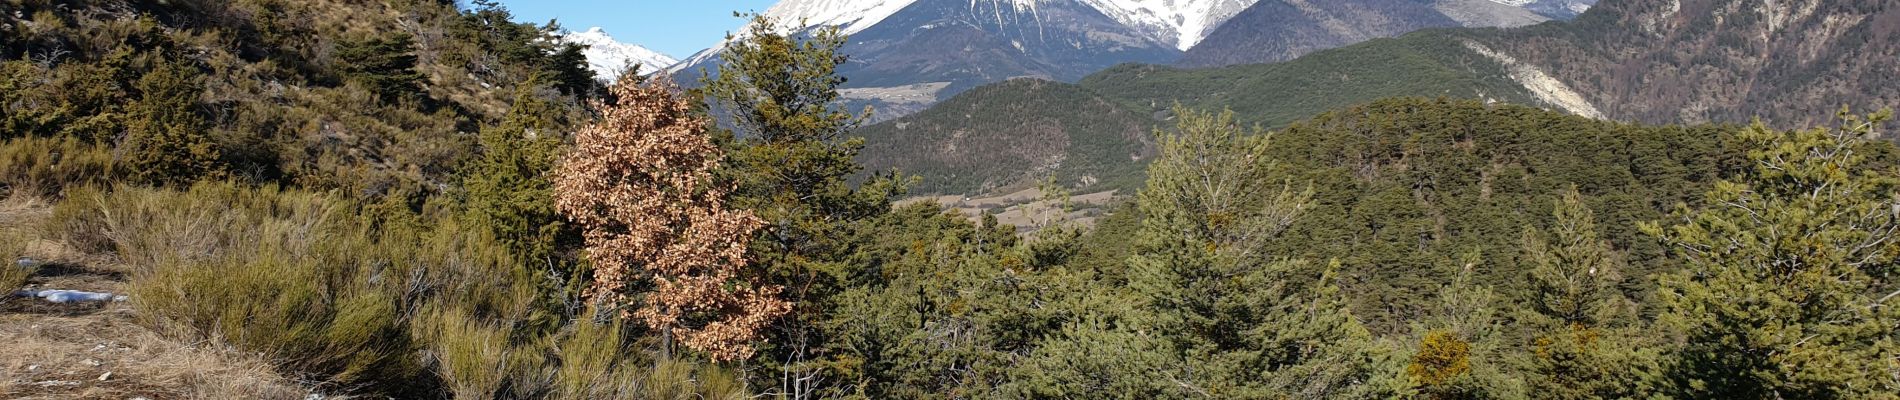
[489,1,777,58]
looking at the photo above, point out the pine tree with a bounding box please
[334,33,425,104]
[699,14,905,393]
[1515,187,1652,399]
[1125,105,1373,397]
[1643,111,1900,398]
[542,42,599,98]
[552,75,789,362]
[1406,252,1522,400]
[466,82,569,263]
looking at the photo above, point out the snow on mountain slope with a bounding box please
[1080,0,1259,50]
[760,0,919,35]
[681,0,1255,66]
[563,27,677,82]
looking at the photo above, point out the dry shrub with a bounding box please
[1,229,29,291]
[0,136,122,198]
[50,183,428,392]
[45,181,754,397]
[546,313,746,400]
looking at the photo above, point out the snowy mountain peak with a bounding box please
[761,0,919,36]
[755,0,1255,51]
[562,27,678,82]
[1081,0,1260,50]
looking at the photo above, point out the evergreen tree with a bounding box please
[121,59,220,186]
[461,81,587,330]
[1124,105,1373,397]
[334,33,425,104]
[1514,186,1654,399]
[699,14,905,395]
[543,42,599,98]
[1406,252,1524,400]
[1644,111,1900,398]
[466,82,568,262]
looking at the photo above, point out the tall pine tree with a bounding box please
[700,14,906,395]
[1124,106,1375,398]
[1514,187,1653,399]
[1644,111,1900,398]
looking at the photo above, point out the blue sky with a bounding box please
[491,1,777,58]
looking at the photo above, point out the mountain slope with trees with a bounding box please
[857,0,1900,196]
[861,32,1540,194]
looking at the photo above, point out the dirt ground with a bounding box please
[0,197,309,400]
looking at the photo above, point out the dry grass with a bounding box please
[0,192,307,399]
[0,312,305,399]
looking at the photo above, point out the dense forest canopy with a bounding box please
[2,0,1898,399]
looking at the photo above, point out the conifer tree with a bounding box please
[1125,105,1372,397]
[466,81,569,263]
[1514,187,1652,399]
[542,42,599,98]
[334,33,425,104]
[1406,252,1522,399]
[552,75,789,362]
[1643,111,1900,398]
[699,14,905,393]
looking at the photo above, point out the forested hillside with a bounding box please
[861,32,1540,194]
[1475,0,1900,127]
[0,0,600,198]
[858,0,1900,196]
[855,79,1158,194]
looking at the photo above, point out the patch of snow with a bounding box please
[13,289,126,303]
[1079,0,1260,50]
[562,27,678,82]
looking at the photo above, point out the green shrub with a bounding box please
[52,183,420,389]
[121,59,221,186]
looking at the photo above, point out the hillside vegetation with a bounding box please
[856,0,1900,197]
[856,79,1158,194]
[862,31,1540,195]
[4,0,1900,399]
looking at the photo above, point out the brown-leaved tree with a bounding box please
[553,76,790,362]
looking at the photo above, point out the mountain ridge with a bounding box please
[563,27,677,82]
[854,0,1900,196]
[1177,0,1549,67]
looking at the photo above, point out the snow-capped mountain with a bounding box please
[672,0,1185,122]
[563,27,678,82]
[669,0,1588,122]
[709,0,1258,53]
[758,0,925,36]
[1080,0,1259,50]
[1178,0,1548,67]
